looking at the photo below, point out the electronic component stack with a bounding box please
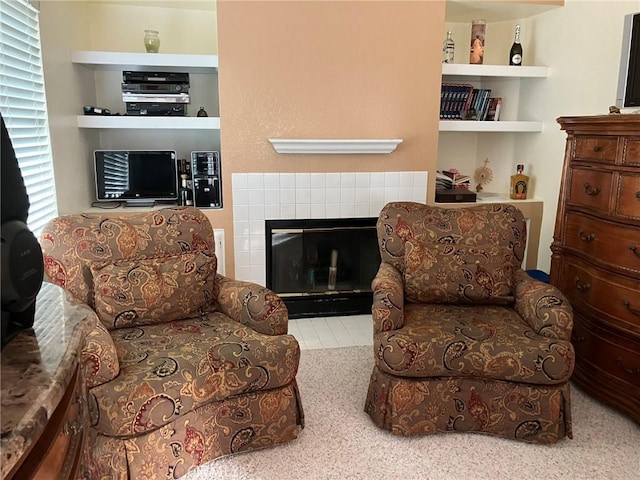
[122,70,190,116]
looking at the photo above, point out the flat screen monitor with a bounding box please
[94,150,178,206]
[616,12,640,109]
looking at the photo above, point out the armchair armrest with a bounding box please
[513,269,573,341]
[79,307,120,389]
[371,262,405,334]
[214,274,289,335]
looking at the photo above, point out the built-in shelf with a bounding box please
[439,120,542,133]
[268,139,403,154]
[77,116,220,130]
[71,51,218,74]
[440,64,548,132]
[441,64,548,78]
[476,195,542,204]
[445,0,563,23]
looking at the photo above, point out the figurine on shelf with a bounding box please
[474,158,493,192]
[197,107,208,117]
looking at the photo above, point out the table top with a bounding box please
[1,282,93,478]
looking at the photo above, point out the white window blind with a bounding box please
[1,0,57,237]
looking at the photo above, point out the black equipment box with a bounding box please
[122,71,190,85]
[122,83,189,94]
[126,103,187,116]
[435,188,477,203]
[191,151,222,209]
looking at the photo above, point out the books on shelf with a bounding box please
[486,97,502,121]
[436,170,471,190]
[440,84,502,121]
[471,88,491,121]
[440,83,474,120]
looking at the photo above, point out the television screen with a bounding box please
[617,12,640,108]
[94,150,178,205]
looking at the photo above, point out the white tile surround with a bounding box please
[232,171,428,284]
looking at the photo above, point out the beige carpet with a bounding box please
[184,346,640,480]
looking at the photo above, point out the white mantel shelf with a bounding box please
[268,139,403,154]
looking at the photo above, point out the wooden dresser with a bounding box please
[552,115,640,423]
[1,283,93,479]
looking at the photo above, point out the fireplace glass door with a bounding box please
[266,218,380,317]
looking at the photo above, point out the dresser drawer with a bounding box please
[561,256,640,334]
[623,137,640,166]
[568,168,613,212]
[615,173,640,220]
[564,212,640,275]
[572,316,640,388]
[573,135,618,164]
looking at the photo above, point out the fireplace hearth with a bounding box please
[265,217,380,318]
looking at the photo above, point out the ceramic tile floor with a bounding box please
[288,314,373,350]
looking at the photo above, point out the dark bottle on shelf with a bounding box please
[509,24,523,66]
[179,174,193,206]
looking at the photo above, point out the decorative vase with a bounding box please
[144,30,160,53]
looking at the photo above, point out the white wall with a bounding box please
[518,0,638,272]
[439,0,638,272]
[39,1,97,216]
[38,1,218,214]
[39,0,638,271]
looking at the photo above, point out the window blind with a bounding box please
[0,0,57,237]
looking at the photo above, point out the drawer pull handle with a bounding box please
[583,183,601,196]
[615,356,640,375]
[578,230,595,242]
[574,277,591,292]
[636,191,640,200]
[593,145,601,153]
[630,244,640,259]
[622,299,640,317]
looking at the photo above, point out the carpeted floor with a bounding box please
[183,346,640,480]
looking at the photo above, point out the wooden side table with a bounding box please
[1,282,94,479]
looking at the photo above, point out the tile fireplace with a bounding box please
[232,171,428,312]
[265,217,379,317]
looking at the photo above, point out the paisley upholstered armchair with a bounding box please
[40,207,304,479]
[365,202,574,443]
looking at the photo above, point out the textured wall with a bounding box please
[216,0,445,274]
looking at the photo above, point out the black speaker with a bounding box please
[1,113,44,348]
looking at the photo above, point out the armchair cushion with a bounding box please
[89,314,300,437]
[92,251,217,330]
[374,303,574,385]
[404,240,515,305]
